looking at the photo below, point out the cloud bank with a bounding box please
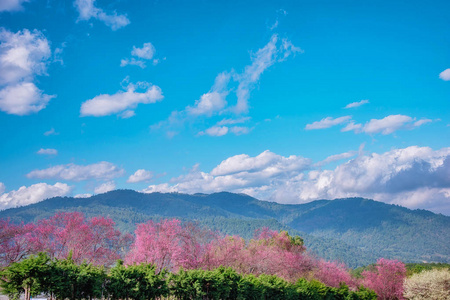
[143,146,450,215]
[0,182,72,210]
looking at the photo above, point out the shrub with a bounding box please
[403,268,450,300]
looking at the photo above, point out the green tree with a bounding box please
[0,253,51,300]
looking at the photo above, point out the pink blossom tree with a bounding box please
[32,212,130,265]
[314,260,355,288]
[125,219,213,272]
[0,219,36,267]
[362,258,406,300]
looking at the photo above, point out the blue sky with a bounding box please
[0,0,449,215]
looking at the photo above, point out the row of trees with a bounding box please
[1,213,407,299]
[0,253,377,300]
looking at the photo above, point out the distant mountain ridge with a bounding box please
[1,190,449,268]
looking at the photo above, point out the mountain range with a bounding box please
[1,190,449,268]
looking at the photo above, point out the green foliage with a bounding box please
[169,267,240,300]
[405,262,450,276]
[0,255,376,300]
[107,260,168,300]
[0,252,51,300]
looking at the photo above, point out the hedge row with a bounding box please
[0,253,377,300]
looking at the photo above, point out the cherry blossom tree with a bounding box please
[0,219,36,267]
[125,219,213,272]
[362,258,406,300]
[32,212,130,265]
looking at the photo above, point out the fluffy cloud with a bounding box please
[143,146,450,215]
[362,115,430,135]
[305,116,351,130]
[27,161,125,181]
[74,193,92,198]
[144,151,311,195]
[199,126,229,137]
[0,0,29,12]
[0,28,55,115]
[341,122,362,132]
[0,82,54,115]
[121,42,158,68]
[0,182,72,210]
[94,181,115,194]
[127,169,153,183]
[80,81,163,117]
[439,68,450,81]
[0,182,5,194]
[74,0,130,30]
[344,99,369,109]
[187,72,230,116]
[37,148,58,155]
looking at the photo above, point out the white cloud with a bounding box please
[142,183,178,194]
[155,34,301,135]
[127,169,153,183]
[0,82,54,115]
[341,122,362,133]
[187,72,230,116]
[144,151,311,195]
[439,68,450,81]
[0,182,5,194]
[44,128,59,136]
[143,146,450,215]
[309,115,432,135]
[344,99,369,109]
[80,81,163,117]
[27,161,125,181]
[233,34,302,114]
[0,28,55,115]
[316,151,357,167]
[0,182,72,210]
[230,126,251,135]
[211,150,311,176]
[74,0,130,30]
[132,42,155,59]
[362,114,431,135]
[0,0,29,12]
[37,148,58,155]
[414,118,432,127]
[94,181,115,194]
[200,126,229,137]
[119,110,135,119]
[121,42,157,68]
[305,116,351,130]
[74,193,92,198]
[217,117,251,126]
[282,146,450,214]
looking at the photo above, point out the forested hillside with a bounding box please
[1,190,449,268]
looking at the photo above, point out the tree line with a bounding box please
[1,212,409,299]
[1,253,378,300]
